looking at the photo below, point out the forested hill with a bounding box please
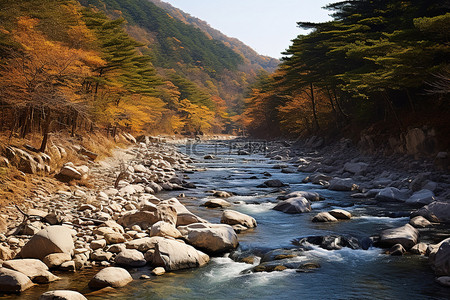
[148,0,280,72]
[243,0,450,154]
[0,0,278,145]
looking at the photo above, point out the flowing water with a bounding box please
[6,141,449,299]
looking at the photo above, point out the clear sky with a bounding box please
[162,0,333,59]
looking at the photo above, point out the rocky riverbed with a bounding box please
[0,136,449,299]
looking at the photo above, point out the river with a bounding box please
[7,140,449,299]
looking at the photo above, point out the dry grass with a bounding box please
[0,130,131,215]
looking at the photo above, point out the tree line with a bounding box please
[242,0,449,139]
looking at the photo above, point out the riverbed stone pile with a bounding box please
[0,137,244,296]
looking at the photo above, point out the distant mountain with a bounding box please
[148,0,280,73]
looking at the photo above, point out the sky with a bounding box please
[163,0,333,59]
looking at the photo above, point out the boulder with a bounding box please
[88,267,133,290]
[328,178,358,191]
[293,235,360,251]
[178,223,238,254]
[344,162,368,175]
[312,212,338,223]
[277,191,321,202]
[2,259,59,283]
[0,267,34,293]
[379,224,419,250]
[150,221,181,239]
[148,238,209,271]
[42,253,72,269]
[118,211,159,229]
[126,237,165,253]
[433,238,450,276]
[220,210,257,228]
[436,276,450,288]
[58,165,82,180]
[202,199,231,208]
[213,191,232,198]
[273,197,311,214]
[115,249,147,268]
[410,243,428,255]
[39,290,87,300]
[388,244,406,256]
[157,198,207,226]
[104,233,126,245]
[262,179,286,188]
[409,216,432,228]
[375,187,410,202]
[0,245,14,261]
[20,226,74,260]
[329,209,352,220]
[405,189,435,206]
[412,201,450,223]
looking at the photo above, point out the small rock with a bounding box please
[151,267,165,276]
[273,197,311,214]
[221,210,257,228]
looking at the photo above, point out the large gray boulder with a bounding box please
[273,197,311,214]
[221,210,257,228]
[178,223,238,254]
[39,290,87,300]
[412,201,450,223]
[88,267,133,290]
[405,189,435,206]
[20,226,74,260]
[2,259,59,284]
[375,187,410,202]
[0,267,34,293]
[433,238,450,276]
[115,249,147,268]
[277,191,321,202]
[328,178,358,191]
[379,224,419,250]
[148,238,209,271]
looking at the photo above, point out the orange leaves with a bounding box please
[0,17,104,111]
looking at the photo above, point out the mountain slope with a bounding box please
[148,0,279,72]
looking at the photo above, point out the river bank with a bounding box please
[0,136,449,299]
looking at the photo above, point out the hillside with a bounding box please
[0,0,280,142]
[148,0,280,73]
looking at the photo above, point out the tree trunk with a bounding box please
[326,86,339,125]
[333,88,349,121]
[39,108,51,152]
[309,83,321,131]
